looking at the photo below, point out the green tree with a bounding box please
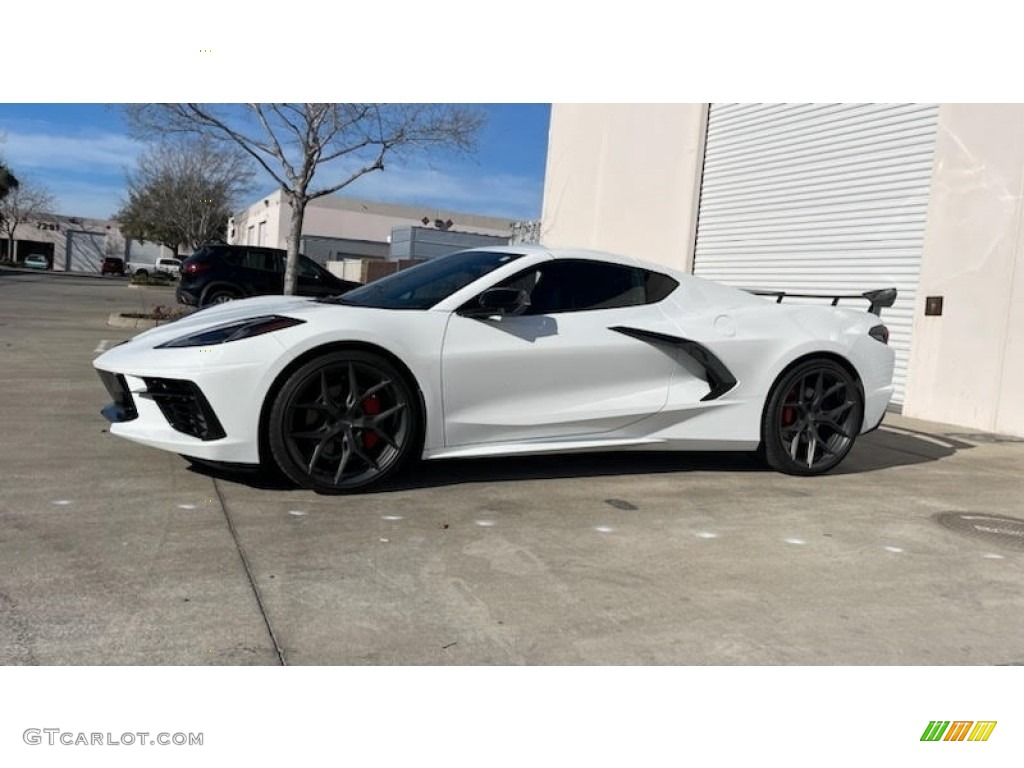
[125,104,484,295]
[115,138,254,256]
[0,162,17,201]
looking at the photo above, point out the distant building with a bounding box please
[389,225,508,260]
[228,190,513,265]
[0,212,181,272]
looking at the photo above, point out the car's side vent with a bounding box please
[141,377,226,441]
[608,326,738,401]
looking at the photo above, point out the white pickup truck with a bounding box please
[130,257,182,278]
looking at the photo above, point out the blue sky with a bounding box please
[0,104,550,221]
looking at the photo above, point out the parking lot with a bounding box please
[1,268,1023,665]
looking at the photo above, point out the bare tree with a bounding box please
[0,180,55,263]
[116,138,255,255]
[125,104,485,294]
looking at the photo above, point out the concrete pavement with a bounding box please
[1,270,1023,664]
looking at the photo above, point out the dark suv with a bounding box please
[176,244,360,308]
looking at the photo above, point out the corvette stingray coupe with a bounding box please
[94,246,896,492]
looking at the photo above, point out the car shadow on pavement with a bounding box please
[833,424,976,475]
[183,423,976,494]
[385,425,975,490]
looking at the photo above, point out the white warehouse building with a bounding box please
[228,190,513,263]
[540,103,1024,438]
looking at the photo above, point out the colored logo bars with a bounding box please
[921,721,997,742]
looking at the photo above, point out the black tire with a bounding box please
[135,269,148,278]
[201,288,238,307]
[267,350,421,493]
[761,358,863,476]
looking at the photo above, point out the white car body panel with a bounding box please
[440,304,687,446]
[94,246,895,473]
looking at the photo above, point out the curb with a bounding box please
[107,313,168,330]
[0,266,121,280]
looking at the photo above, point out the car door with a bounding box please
[440,259,683,447]
[243,248,284,295]
[296,256,336,297]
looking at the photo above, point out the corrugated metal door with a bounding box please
[693,103,940,406]
[67,230,106,273]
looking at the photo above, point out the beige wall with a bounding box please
[904,104,1024,436]
[230,190,512,249]
[540,102,1024,436]
[229,191,288,247]
[540,103,707,270]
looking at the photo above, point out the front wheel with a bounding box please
[761,359,863,475]
[268,350,421,493]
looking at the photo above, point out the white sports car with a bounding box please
[94,246,896,492]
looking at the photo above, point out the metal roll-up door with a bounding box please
[693,103,940,407]
[67,230,106,273]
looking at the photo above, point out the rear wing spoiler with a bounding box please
[747,287,897,316]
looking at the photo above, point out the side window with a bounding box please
[298,257,321,279]
[494,260,677,315]
[645,271,678,303]
[243,249,279,272]
[570,261,645,311]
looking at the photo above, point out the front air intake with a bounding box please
[142,377,226,441]
[97,370,138,422]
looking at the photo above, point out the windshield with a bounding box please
[326,250,525,310]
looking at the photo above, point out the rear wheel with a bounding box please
[761,359,863,475]
[202,288,238,307]
[268,350,421,493]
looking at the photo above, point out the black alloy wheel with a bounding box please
[268,351,420,492]
[761,359,863,475]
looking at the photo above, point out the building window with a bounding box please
[247,225,255,245]
[257,221,266,246]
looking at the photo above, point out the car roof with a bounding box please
[460,244,683,278]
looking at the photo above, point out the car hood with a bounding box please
[125,295,336,347]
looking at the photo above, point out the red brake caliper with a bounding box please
[361,394,382,449]
[782,387,798,426]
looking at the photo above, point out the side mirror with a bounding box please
[461,287,531,318]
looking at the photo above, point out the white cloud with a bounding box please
[2,130,144,174]
[317,158,543,220]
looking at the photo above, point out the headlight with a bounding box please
[156,315,305,348]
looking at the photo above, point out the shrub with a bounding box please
[130,271,175,286]
[120,304,191,321]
